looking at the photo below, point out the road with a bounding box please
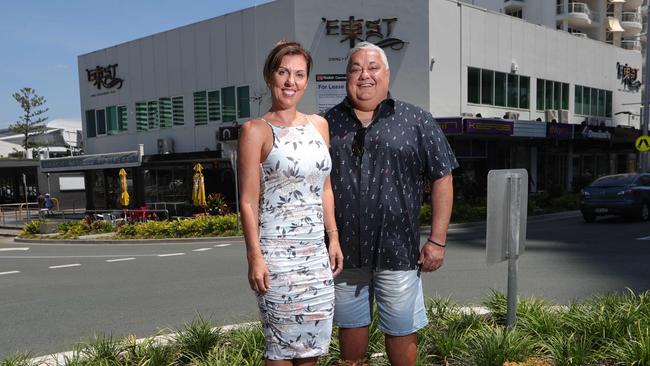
[1,212,649,358]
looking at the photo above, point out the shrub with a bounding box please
[419,204,432,225]
[21,220,43,236]
[116,214,239,239]
[206,193,231,216]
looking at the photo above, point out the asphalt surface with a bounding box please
[1,212,649,358]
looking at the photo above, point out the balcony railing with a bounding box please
[621,39,641,50]
[571,31,588,38]
[557,2,594,18]
[621,12,641,23]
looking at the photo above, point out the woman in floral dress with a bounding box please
[238,41,344,365]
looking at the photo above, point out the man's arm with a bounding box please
[418,174,453,272]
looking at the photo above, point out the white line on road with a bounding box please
[49,264,81,269]
[192,248,212,252]
[637,235,650,240]
[157,253,185,257]
[106,257,136,262]
[0,270,20,275]
[0,247,30,252]
[213,244,231,248]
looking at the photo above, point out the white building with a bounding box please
[59,0,642,210]
[463,0,644,51]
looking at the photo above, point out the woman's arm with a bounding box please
[311,115,343,277]
[238,120,272,293]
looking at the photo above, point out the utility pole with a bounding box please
[643,2,650,172]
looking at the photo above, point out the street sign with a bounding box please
[636,136,650,152]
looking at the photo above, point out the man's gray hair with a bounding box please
[347,42,389,70]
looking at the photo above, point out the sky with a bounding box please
[0,0,271,128]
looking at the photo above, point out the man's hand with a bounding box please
[417,242,445,272]
[328,240,344,277]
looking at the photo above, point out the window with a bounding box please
[118,106,128,132]
[221,86,236,122]
[468,67,480,104]
[237,86,251,119]
[495,72,506,107]
[159,97,172,128]
[507,74,518,108]
[208,90,221,122]
[575,85,583,115]
[536,78,545,111]
[96,109,107,135]
[193,91,207,125]
[562,83,569,110]
[86,110,96,138]
[481,69,494,105]
[172,96,184,126]
[553,82,561,110]
[147,100,159,129]
[506,9,522,18]
[136,102,148,131]
[574,84,612,117]
[538,78,569,111]
[519,76,529,109]
[106,106,118,135]
[545,80,553,110]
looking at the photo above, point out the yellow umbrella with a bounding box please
[192,163,206,207]
[118,168,130,207]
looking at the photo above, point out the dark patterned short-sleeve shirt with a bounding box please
[325,97,459,270]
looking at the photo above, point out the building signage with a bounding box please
[580,126,611,140]
[547,123,573,140]
[436,117,463,135]
[41,150,141,172]
[316,74,347,113]
[86,64,124,97]
[616,62,641,92]
[464,119,513,136]
[322,16,407,49]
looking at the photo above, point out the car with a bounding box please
[580,173,650,223]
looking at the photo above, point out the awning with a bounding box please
[608,17,625,32]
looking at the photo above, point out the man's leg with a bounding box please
[374,270,428,366]
[385,333,417,366]
[334,268,373,364]
[339,326,370,361]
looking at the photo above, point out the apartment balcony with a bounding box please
[622,0,643,10]
[503,0,525,10]
[557,3,598,28]
[570,31,589,38]
[621,38,642,50]
[621,12,643,34]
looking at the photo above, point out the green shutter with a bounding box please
[96,109,107,135]
[221,86,236,122]
[172,96,184,126]
[208,90,221,122]
[106,106,118,135]
[237,86,250,118]
[118,106,128,132]
[194,91,207,125]
[147,100,159,129]
[159,97,172,128]
[136,102,148,131]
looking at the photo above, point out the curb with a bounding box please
[14,235,244,244]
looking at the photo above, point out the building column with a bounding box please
[566,143,574,192]
[530,146,538,193]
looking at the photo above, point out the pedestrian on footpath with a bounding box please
[324,42,458,366]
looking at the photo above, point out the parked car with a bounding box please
[580,173,650,223]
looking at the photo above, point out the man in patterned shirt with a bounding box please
[325,42,458,366]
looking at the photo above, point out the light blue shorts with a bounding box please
[334,268,428,336]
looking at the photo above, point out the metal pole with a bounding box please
[232,151,241,234]
[506,175,521,330]
[23,173,30,222]
[642,2,650,172]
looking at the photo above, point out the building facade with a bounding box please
[463,0,644,52]
[59,0,642,210]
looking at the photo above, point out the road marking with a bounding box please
[106,257,136,262]
[636,235,650,240]
[49,264,81,269]
[0,271,20,276]
[0,248,30,252]
[192,248,212,252]
[157,253,185,257]
[214,244,231,248]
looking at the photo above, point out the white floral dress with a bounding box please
[257,118,334,360]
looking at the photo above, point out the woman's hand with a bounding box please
[248,255,270,294]
[328,240,344,277]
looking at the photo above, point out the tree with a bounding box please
[10,87,48,158]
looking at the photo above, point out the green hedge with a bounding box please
[117,214,239,239]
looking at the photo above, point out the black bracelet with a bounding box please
[427,238,446,248]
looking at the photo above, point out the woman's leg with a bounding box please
[292,356,318,366]
[266,359,293,366]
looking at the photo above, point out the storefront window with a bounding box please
[144,166,191,204]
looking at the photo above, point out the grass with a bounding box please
[4,290,650,366]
